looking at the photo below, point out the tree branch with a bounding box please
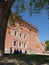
[7,0,15,8]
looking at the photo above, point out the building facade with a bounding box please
[4,14,45,54]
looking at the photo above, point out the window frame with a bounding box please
[19,32,22,38]
[24,42,26,48]
[12,40,16,46]
[14,30,18,36]
[18,42,22,48]
[24,34,27,40]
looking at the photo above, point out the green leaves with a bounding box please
[9,12,15,27]
[11,0,49,18]
[21,4,27,12]
[9,12,23,27]
[45,40,49,50]
[35,2,45,9]
[29,2,33,6]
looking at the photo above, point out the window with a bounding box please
[13,40,16,46]
[14,30,18,36]
[24,43,26,48]
[18,42,22,48]
[24,35,26,39]
[20,33,22,38]
[24,34,27,40]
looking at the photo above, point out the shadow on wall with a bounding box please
[10,48,27,54]
[14,49,27,54]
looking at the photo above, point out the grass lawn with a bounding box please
[0,63,15,65]
[4,54,49,63]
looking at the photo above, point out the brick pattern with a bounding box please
[4,15,45,54]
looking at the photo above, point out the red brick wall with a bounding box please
[4,19,45,54]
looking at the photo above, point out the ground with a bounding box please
[0,54,49,65]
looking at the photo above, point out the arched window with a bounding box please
[24,34,27,40]
[20,32,22,38]
[12,40,16,46]
[24,42,26,48]
[18,42,22,48]
[14,30,18,36]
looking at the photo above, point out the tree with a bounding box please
[0,0,49,56]
[45,40,49,51]
[0,0,15,56]
[12,0,49,18]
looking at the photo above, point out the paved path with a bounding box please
[28,53,49,56]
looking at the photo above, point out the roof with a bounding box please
[9,13,38,31]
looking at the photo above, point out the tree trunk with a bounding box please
[0,0,15,56]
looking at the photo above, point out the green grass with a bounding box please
[4,54,49,63]
[0,63,15,65]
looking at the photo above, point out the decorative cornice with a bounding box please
[8,13,38,32]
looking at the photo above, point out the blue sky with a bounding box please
[22,10,49,43]
[11,2,49,43]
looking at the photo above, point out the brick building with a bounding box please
[4,14,45,54]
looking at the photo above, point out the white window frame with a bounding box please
[18,42,22,48]
[12,40,16,46]
[24,34,27,40]
[24,42,26,48]
[14,30,18,37]
[19,32,22,38]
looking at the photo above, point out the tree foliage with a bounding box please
[8,12,25,27]
[45,40,49,50]
[12,0,49,18]
[1,0,49,17]
[0,0,49,55]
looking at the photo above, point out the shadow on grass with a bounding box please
[0,62,15,65]
[3,54,49,65]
